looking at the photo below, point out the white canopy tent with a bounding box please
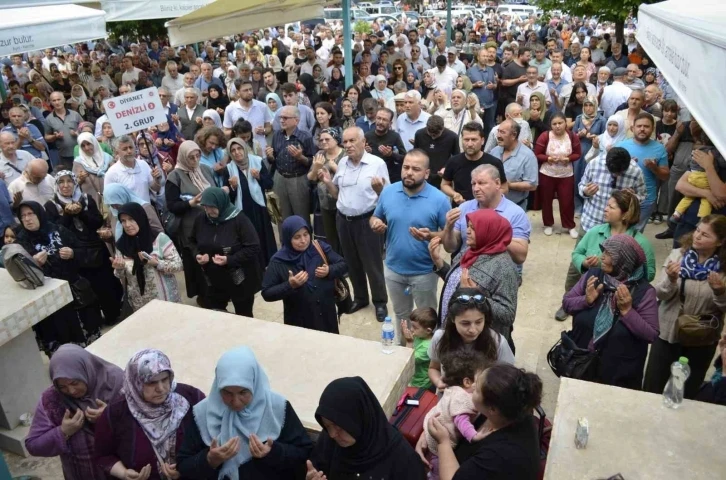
[0,4,107,57]
[165,0,325,46]
[637,0,726,154]
[101,0,214,21]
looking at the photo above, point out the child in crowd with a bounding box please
[422,349,490,480]
[652,99,679,224]
[401,307,437,390]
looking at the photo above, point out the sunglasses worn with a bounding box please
[454,294,486,305]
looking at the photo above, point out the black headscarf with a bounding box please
[298,73,321,108]
[206,84,229,112]
[315,376,404,474]
[16,200,53,242]
[115,202,155,296]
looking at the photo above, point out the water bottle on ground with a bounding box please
[663,356,691,409]
[381,316,395,354]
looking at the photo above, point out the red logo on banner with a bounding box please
[108,101,115,109]
[148,102,156,109]
[148,91,155,97]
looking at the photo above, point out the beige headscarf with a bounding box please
[175,140,211,193]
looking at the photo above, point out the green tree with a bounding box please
[106,19,170,41]
[533,0,664,43]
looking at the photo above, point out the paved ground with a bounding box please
[4,208,675,478]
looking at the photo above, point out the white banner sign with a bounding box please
[102,87,167,136]
[103,0,213,21]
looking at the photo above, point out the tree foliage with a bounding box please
[106,19,170,41]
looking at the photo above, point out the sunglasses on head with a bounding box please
[453,294,487,305]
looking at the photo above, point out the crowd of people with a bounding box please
[2,5,726,480]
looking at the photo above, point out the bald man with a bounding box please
[0,131,34,186]
[8,158,56,206]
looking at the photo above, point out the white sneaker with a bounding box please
[544,227,553,236]
[569,228,579,239]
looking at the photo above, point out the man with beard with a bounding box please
[442,122,508,205]
[104,135,162,203]
[224,79,272,150]
[365,108,407,183]
[413,116,460,190]
[500,48,531,112]
[489,119,538,210]
[370,149,450,344]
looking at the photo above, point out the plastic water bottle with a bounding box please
[404,285,412,296]
[663,357,691,409]
[381,316,395,354]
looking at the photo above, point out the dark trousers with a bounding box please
[336,212,387,306]
[539,173,576,229]
[643,337,718,399]
[206,283,256,317]
[321,208,341,254]
[480,107,497,139]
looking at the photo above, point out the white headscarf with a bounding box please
[202,109,223,128]
[600,114,627,151]
[75,132,110,176]
[70,85,88,117]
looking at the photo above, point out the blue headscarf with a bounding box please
[103,183,150,240]
[265,92,282,118]
[270,215,330,290]
[193,347,286,480]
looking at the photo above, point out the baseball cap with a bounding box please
[394,92,406,102]
[446,46,458,55]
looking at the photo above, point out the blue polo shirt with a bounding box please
[374,181,450,276]
[490,143,539,206]
[616,138,668,204]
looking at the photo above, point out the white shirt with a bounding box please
[161,74,186,97]
[545,62,573,82]
[429,66,458,91]
[332,152,390,216]
[8,173,55,205]
[516,81,553,109]
[223,100,272,150]
[558,82,597,113]
[41,57,59,71]
[448,59,467,76]
[0,150,33,186]
[104,160,155,203]
[395,111,431,152]
[300,60,324,78]
[600,80,633,118]
[121,67,143,86]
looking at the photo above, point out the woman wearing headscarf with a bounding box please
[137,131,170,213]
[222,138,277,265]
[587,114,627,163]
[73,132,112,207]
[202,109,224,129]
[327,67,345,94]
[104,183,164,242]
[153,118,183,165]
[195,126,228,187]
[46,171,123,326]
[68,84,93,121]
[205,84,229,120]
[73,122,113,156]
[112,203,183,312]
[572,95,606,213]
[166,140,216,304]
[189,187,263,316]
[562,234,659,389]
[15,201,103,355]
[225,65,240,99]
[370,75,394,106]
[524,91,552,141]
[94,349,205,480]
[308,376,426,480]
[298,73,321,108]
[250,66,265,98]
[429,209,520,351]
[26,345,124,480]
[644,215,726,398]
[261,215,348,334]
[177,346,313,479]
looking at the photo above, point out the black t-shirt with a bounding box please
[565,103,583,121]
[655,121,677,145]
[443,152,507,201]
[413,128,461,174]
[488,62,504,101]
[453,416,539,480]
[501,61,527,103]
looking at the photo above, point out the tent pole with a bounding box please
[0,80,6,102]
[343,0,353,88]
[446,0,452,47]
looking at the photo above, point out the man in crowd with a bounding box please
[365,108,407,184]
[531,44,552,79]
[500,48,531,110]
[624,64,645,91]
[484,103,532,153]
[272,83,315,132]
[489,119,538,210]
[194,63,225,97]
[370,149,450,343]
[104,135,162,203]
[223,79,272,150]
[429,55,458,91]
[44,92,82,170]
[2,107,47,159]
[446,47,466,76]
[173,73,197,106]
[545,48,572,82]
[121,55,143,86]
[442,122,508,205]
[467,47,498,137]
[318,127,390,321]
[606,42,630,70]
[161,60,185,97]
[516,65,552,109]
[178,88,205,140]
[265,105,315,223]
[395,90,430,152]
[355,99,378,134]
[413,116,460,190]
[0,132,34,186]
[9,158,55,206]
[601,67,633,118]
[257,69,282,102]
[86,64,118,95]
[619,113,670,232]
[557,64,597,112]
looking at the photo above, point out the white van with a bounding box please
[363,4,401,15]
[496,5,538,17]
[323,7,371,22]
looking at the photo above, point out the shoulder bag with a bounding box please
[312,240,352,317]
[676,278,722,347]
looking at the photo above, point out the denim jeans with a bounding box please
[635,201,655,233]
[481,106,497,139]
[384,265,439,346]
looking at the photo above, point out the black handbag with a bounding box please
[70,276,98,309]
[548,308,621,381]
[161,210,181,237]
[312,240,353,317]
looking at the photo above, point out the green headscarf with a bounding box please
[524,91,547,120]
[200,187,239,224]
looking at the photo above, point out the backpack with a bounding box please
[2,244,45,289]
